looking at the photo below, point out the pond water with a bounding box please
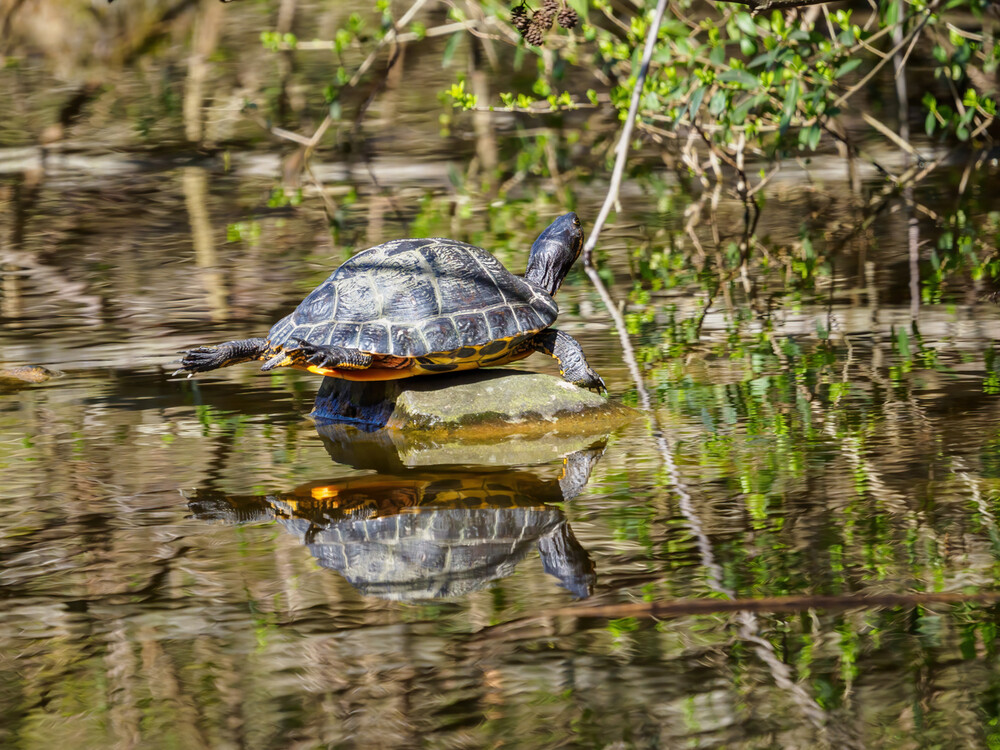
[5,159,1000,750]
[4,3,1000,748]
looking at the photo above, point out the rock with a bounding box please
[311,369,636,437]
[0,365,59,391]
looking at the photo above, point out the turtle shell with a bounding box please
[266,238,558,359]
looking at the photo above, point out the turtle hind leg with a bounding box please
[262,338,373,372]
[175,337,269,376]
[532,328,606,393]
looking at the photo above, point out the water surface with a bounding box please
[4,5,1000,746]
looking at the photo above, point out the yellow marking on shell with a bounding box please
[288,336,534,381]
[310,486,340,501]
[303,364,422,381]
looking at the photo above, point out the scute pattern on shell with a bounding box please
[267,238,559,358]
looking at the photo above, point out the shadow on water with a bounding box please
[187,425,604,600]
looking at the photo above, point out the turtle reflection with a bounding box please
[188,450,599,601]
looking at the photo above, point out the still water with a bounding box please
[3,157,1000,748]
[5,4,1000,747]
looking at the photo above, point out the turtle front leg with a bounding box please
[532,329,606,393]
[262,338,373,372]
[175,337,270,376]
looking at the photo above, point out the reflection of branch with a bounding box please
[182,167,228,322]
[577,9,837,728]
[953,457,1000,545]
[0,248,102,318]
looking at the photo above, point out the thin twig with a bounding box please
[832,3,936,109]
[581,0,668,411]
[466,100,601,113]
[582,0,667,269]
[281,20,480,50]
[348,0,431,86]
[720,0,848,12]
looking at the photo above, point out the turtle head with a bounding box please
[524,212,585,296]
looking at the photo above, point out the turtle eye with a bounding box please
[573,216,581,227]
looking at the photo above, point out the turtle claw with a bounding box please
[291,338,335,368]
[307,351,332,367]
[175,346,221,374]
[574,370,606,394]
[260,352,287,372]
[169,367,196,379]
[174,344,249,375]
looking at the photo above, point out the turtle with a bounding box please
[175,212,604,391]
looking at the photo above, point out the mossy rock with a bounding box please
[311,369,636,439]
[0,365,59,392]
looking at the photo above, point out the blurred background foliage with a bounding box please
[5,0,995,365]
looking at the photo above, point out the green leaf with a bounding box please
[833,58,863,78]
[442,32,462,68]
[799,123,821,150]
[734,12,758,37]
[779,78,800,135]
[748,51,773,69]
[708,90,727,116]
[731,96,755,124]
[808,124,821,150]
[718,69,759,89]
[884,0,899,26]
[688,85,707,119]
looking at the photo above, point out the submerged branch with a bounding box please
[485,590,1000,630]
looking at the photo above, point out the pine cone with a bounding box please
[542,0,559,12]
[523,22,545,46]
[532,9,554,30]
[510,5,531,31]
[557,6,579,28]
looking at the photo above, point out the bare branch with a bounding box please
[349,0,431,86]
[581,0,669,411]
[717,0,846,12]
